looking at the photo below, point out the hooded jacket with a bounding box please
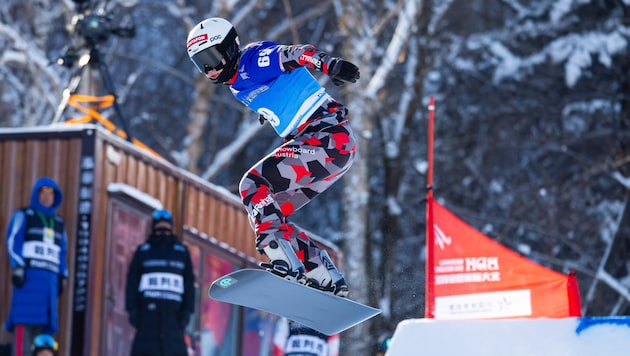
[5,177,68,334]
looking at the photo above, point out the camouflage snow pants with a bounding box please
[239,103,356,271]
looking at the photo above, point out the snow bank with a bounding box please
[387,317,630,356]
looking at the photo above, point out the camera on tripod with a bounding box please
[70,0,135,43]
[70,12,135,45]
[52,0,136,140]
[57,0,135,68]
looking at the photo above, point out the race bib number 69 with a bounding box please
[257,48,274,68]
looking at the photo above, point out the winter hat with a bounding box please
[30,177,63,217]
[151,209,173,229]
[31,334,58,356]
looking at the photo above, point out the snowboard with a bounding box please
[208,268,381,335]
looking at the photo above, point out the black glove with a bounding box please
[12,267,25,288]
[58,275,67,296]
[328,58,360,86]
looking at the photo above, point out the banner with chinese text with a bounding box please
[425,197,581,319]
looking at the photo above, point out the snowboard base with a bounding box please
[209,268,381,335]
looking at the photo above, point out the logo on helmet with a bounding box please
[208,34,223,43]
[187,34,208,49]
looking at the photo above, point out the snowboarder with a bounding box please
[186,17,360,297]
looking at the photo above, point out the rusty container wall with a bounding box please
[92,130,256,257]
[0,129,84,356]
[182,179,256,258]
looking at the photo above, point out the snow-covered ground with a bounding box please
[387,317,630,355]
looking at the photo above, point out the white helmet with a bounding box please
[186,18,240,84]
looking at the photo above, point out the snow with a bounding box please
[429,0,455,34]
[549,0,590,23]
[588,200,624,244]
[106,183,163,209]
[474,27,630,88]
[612,172,630,190]
[387,317,630,356]
[556,32,626,87]
[414,160,428,175]
[488,179,502,193]
[595,270,630,302]
[364,0,417,98]
[516,243,531,255]
[386,196,402,216]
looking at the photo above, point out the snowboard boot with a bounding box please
[259,238,308,285]
[305,249,349,297]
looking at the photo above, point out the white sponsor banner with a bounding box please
[434,289,532,320]
[22,240,61,264]
[139,272,184,294]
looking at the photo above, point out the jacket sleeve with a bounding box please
[125,249,141,314]
[181,247,196,315]
[59,229,68,277]
[6,210,27,269]
[278,44,337,74]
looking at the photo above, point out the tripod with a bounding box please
[52,43,133,142]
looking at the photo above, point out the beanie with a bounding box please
[151,209,173,229]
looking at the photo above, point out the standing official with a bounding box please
[125,209,195,356]
[5,177,68,356]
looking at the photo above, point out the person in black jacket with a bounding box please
[125,209,195,356]
[273,318,339,356]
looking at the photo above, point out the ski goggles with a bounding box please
[33,334,58,351]
[152,209,172,221]
[190,45,225,74]
[153,227,173,235]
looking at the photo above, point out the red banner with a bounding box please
[425,197,581,319]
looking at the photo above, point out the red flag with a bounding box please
[425,198,581,319]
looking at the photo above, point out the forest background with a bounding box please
[2,0,630,354]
